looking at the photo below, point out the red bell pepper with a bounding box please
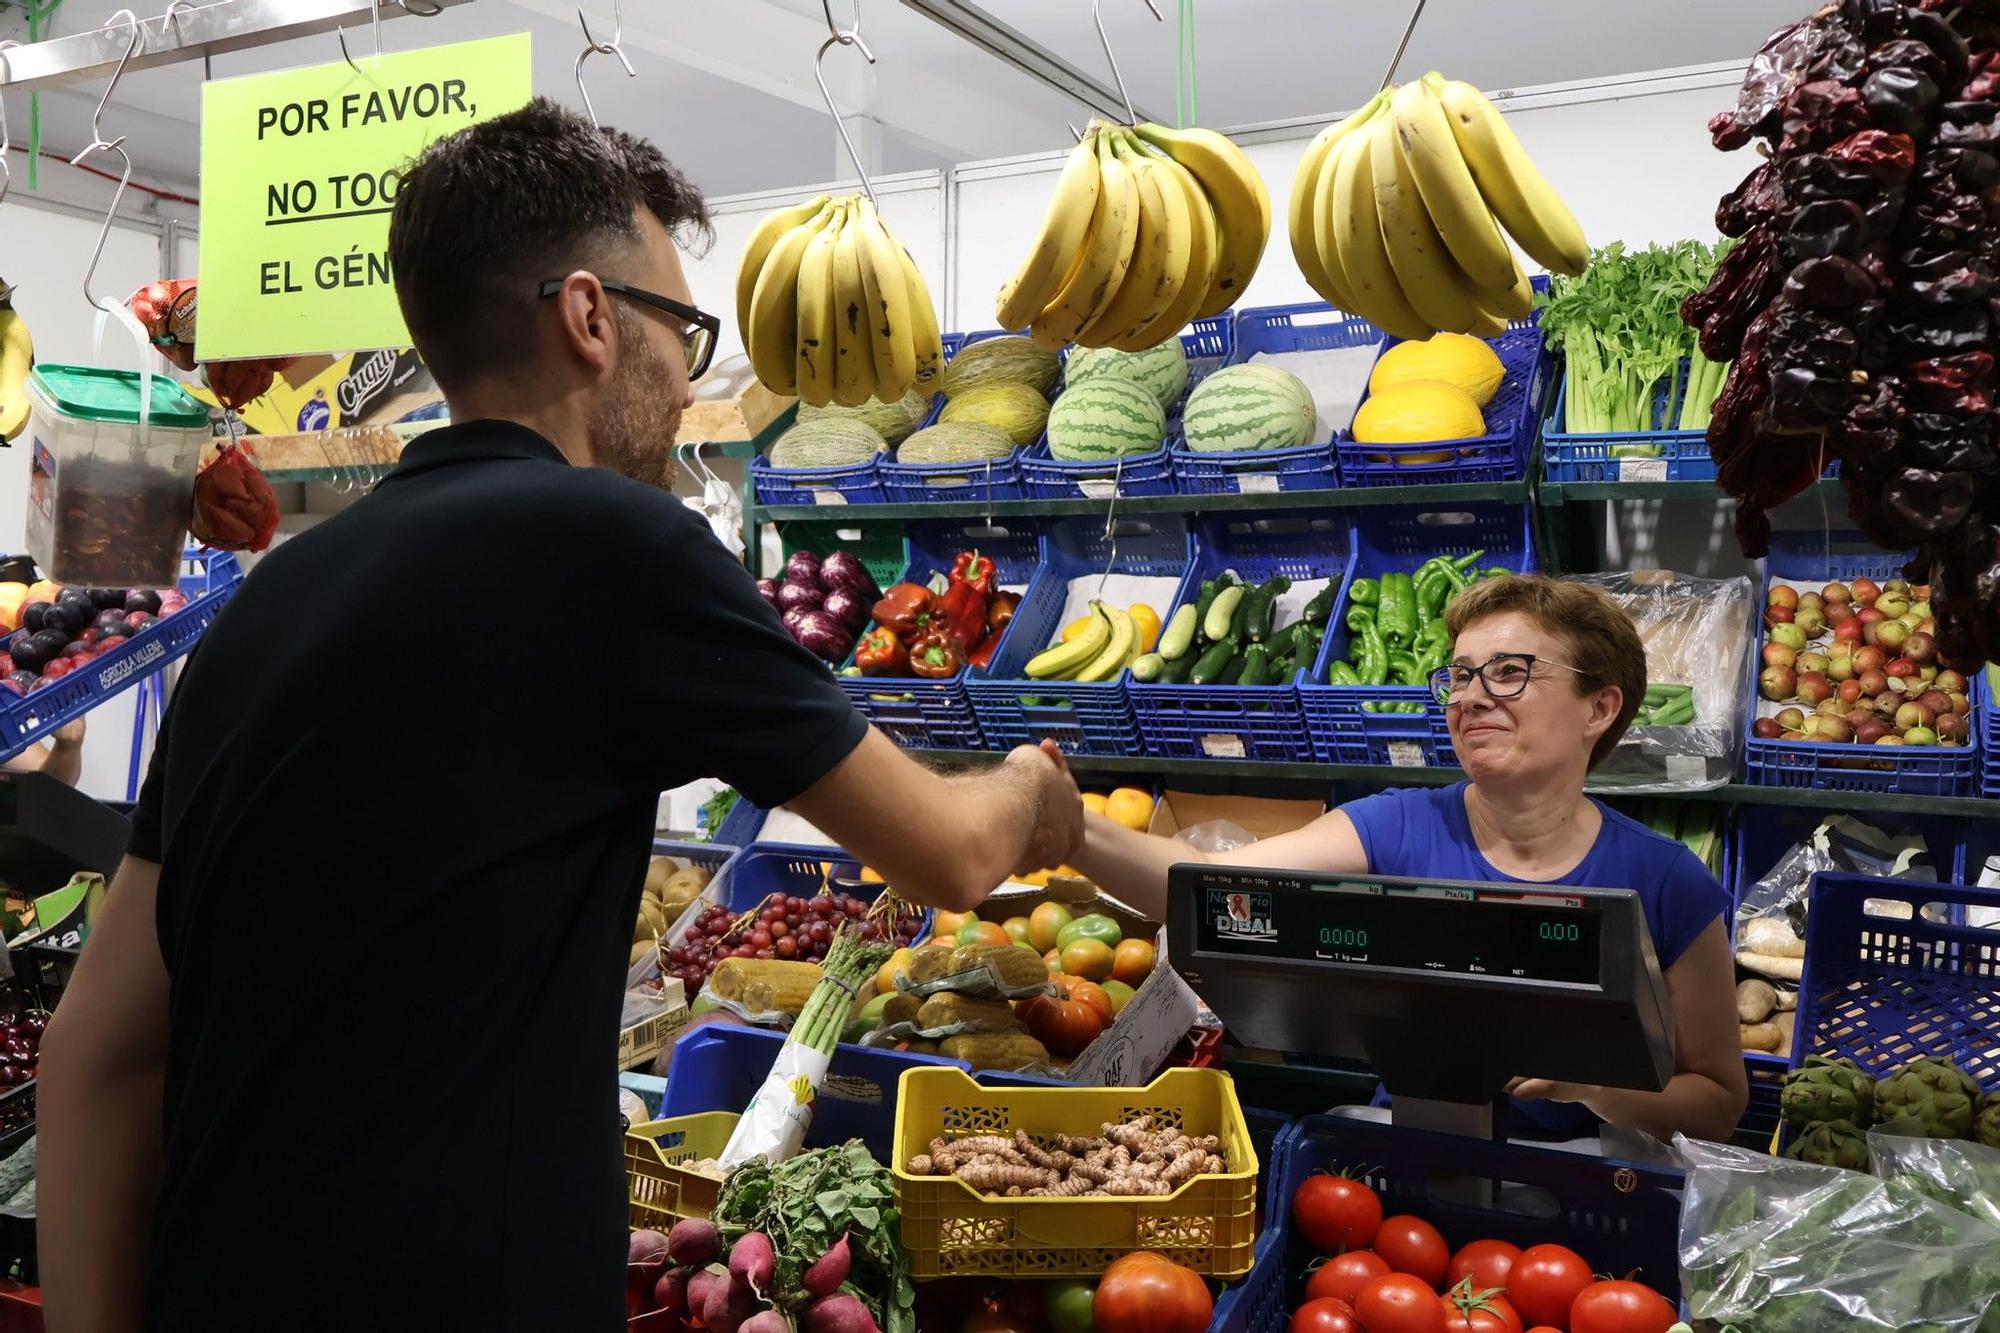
[968,630,1001,669]
[986,589,1021,636]
[855,627,909,676]
[938,550,993,650]
[950,550,997,596]
[908,628,965,678]
[871,583,936,638]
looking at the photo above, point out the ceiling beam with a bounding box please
[896,0,1161,125]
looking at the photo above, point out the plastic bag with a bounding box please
[1733,815,1941,979]
[1174,818,1258,855]
[1676,1134,2000,1333]
[1869,1131,2000,1231]
[190,443,280,553]
[1572,570,1753,793]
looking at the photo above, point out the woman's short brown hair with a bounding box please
[1442,575,1647,769]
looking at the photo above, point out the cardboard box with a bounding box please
[620,976,689,1072]
[1147,790,1328,844]
[683,355,795,444]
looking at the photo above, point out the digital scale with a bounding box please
[1167,865,1676,1142]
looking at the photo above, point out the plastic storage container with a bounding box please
[25,365,210,587]
[775,517,910,594]
[1300,502,1537,766]
[1742,532,1980,796]
[1128,513,1352,762]
[890,1066,1260,1279]
[1981,668,1999,799]
[966,515,1188,755]
[879,330,1034,503]
[749,448,886,507]
[834,517,1040,750]
[1172,302,1373,495]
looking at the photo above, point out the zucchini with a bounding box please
[1130,652,1166,682]
[1158,604,1199,661]
[1204,586,1245,644]
[1158,651,1197,684]
[1215,650,1248,685]
[1242,576,1290,644]
[1190,637,1239,685]
[1192,579,1221,632]
[1237,644,1273,687]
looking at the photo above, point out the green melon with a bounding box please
[1182,364,1317,452]
[1064,339,1190,412]
[1046,378,1167,461]
[940,336,1061,398]
[939,381,1050,445]
[897,421,1015,465]
[797,388,934,445]
[767,417,887,468]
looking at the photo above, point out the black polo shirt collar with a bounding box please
[382,419,572,486]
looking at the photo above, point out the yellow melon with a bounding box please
[1368,333,1506,407]
[1353,380,1487,464]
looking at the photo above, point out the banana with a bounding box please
[996,127,1104,331]
[736,194,830,351]
[1118,146,1218,351]
[1433,75,1588,276]
[793,201,845,407]
[830,199,875,406]
[1483,256,1535,321]
[1370,114,1484,335]
[1076,605,1136,683]
[1026,603,1111,680]
[853,198,918,400]
[896,241,945,389]
[1308,98,1391,317]
[1390,80,1516,292]
[1326,114,1430,340]
[1031,132,1139,351]
[744,201,835,394]
[1081,132,1189,348]
[1131,121,1269,319]
[0,309,31,443]
[1289,95,1386,310]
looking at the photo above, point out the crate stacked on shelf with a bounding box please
[1300,501,1537,767]
[835,517,1041,749]
[1127,512,1352,762]
[1541,354,1732,483]
[1982,666,2000,799]
[879,330,1034,504]
[1172,303,1361,495]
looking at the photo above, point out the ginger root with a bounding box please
[906,1115,1229,1198]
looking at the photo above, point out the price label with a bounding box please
[1200,734,1248,759]
[1617,458,1669,483]
[1235,473,1281,494]
[1664,754,1709,783]
[1077,479,1118,500]
[1386,740,1428,768]
[810,491,850,506]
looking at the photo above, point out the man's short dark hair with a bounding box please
[387,98,712,393]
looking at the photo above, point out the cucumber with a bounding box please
[1243,576,1291,643]
[1215,650,1249,685]
[1203,586,1245,644]
[1158,652,1197,684]
[1190,637,1239,685]
[1158,604,1199,661]
[1130,652,1166,682]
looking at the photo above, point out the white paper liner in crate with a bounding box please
[1048,572,1183,638]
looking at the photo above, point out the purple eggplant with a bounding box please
[782,606,813,638]
[821,586,870,633]
[776,580,824,614]
[756,578,782,612]
[784,550,824,588]
[817,550,881,603]
[792,610,855,663]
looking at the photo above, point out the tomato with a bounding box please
[1291,1173,1384,1252]
[1445,1240,1521,1294]
[1016,991,1106,1056]
[1304,1250,1391,1305]
[1060,938,1116,982]
[1092,1252,1213,1333]
[1029,902,1074,952]
[1567,1281,1677,1333]
[1506,1245,1594,1330]
[1112,937,1157,985]
[1058,977,1116,1026]
[1440,1277,1524,1333]
[1355,1273,1447,1333]
[1290,1296,1363,1333]
[936,910,976,938]
[1042,1279,1097,1333]
[962,1314,1036,1333]
[1375,1215,1451,1289]
[960,920,1012,948]
[1057,913,1124,950]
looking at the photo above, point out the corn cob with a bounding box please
[918,992,1025,1033]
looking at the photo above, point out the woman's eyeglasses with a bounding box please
[1430,652,1588,705]
[536,278,720,381]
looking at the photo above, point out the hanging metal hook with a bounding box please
[1091,0,1162,126]
[820,0,861,42]
[1379,0,1429,91]
[0,42,18,210]
[160,1,210,80]
[72,11,143,315]
[574,2,634,129]
[813,23,879,206]
[336,0,386,76]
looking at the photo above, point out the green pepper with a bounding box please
[1346,603,1377,634]
[1190,637,1239,685]
[1354,617,1388,685]
[1415,571,1449,630]
[1440,561,1470,595]
[1193,578,1221,632]
[1452,549,1486,571]
[1237,644,1273,687]
[1482,567,1511,580]
[1386,648,1419,684]
[1328,660,1361,686]
[1216,650,1248,685]
[1302,581,1339,625]
[1378,572,1416,649]
[1158,651,1197,684]
[1346,578,1379,608]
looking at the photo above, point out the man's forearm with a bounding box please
[945,753,1058,896]
[1070,813,1202,922]
[37,1049,163,1330]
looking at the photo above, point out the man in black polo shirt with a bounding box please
[36,100,1083,1332]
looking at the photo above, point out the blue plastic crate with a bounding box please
[1173,303,1376,496]
[659,1021,963,1162]
[1542,358,1719,483]
[1207,1225,1285,1333]
[708,794,766,848]
[1299,502,1537,767]
[1129,513,1352,762]
[719,843,934,944]
[750,449,887,507]
[881,330,1029,503]
[1744,532,1979,796]
[1981,668,1999,799]
[1794,872,2000,1097]
[966,516,1189,755]
[0,549,244,761]
[835,517,1042,750]
[1017,438,1178,499]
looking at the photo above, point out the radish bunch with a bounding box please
[627,1220,877,1333]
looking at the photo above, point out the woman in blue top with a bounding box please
[1074,574,1747,1143]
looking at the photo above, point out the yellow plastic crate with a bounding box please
[625,1112,736,1230]
[890,1066,1258,1279]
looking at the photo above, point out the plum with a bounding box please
[9,638,53,674]
[124,589,162,615]
[19,603,49,634]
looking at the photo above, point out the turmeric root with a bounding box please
[955,1162,1055,1192]
[902,1113,1228,1198]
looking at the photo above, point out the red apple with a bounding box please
[1834,617,1866,645]
[1753,717,1785,740]
[1854,716,1891,745]
[1797,672,1833,705]
[1936,712,1967,742]
[1851,576,1881,606]
[1838,678,1864,704]
[1766,604,1796,626]
[1918,689,1953,717]
[1760,665,1799,701]
[1857,606,1887,627]
[1768,585,1801,611]
[1859,669,1889,697]
[1935,669,1968,694]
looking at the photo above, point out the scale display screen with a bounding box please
[1193,879,1605,985]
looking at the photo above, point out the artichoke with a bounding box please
[1873,1056,1981,1139]
[1781,1055,1876,1130]
[1786,1118,1870,1171]
[1977,1099,2000,1150]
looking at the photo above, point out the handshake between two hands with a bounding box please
[1006,739,1089,879]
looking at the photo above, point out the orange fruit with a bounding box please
[1105,787,1155,831]
[1112,937,1157,986]
[1060,938,1115,983]
[874,947,916,995]
[1029,902,1074,952]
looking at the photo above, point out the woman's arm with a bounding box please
[1071,807,1370,922]
[1511,917,1748,1142]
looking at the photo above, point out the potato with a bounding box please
[1740,1021,1783,1053]
[630,939,659,967]
[1737,978,1779,1024]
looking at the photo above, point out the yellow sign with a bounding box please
[196,33,533,360]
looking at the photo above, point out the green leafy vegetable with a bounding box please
[699,787,741,842]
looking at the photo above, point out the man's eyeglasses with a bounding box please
[537,278,720,381]
[1430,652,1588,705]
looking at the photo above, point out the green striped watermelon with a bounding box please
[1046,378,1167,461]
[1182,364,1317,453]
[1064,339,1189,412]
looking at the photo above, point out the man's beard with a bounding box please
[588,310,681,490]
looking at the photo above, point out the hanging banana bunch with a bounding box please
[996,119,1270,351]
[737,193,944,407]
[0,281,31,443]
[1290,73,1587,341]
